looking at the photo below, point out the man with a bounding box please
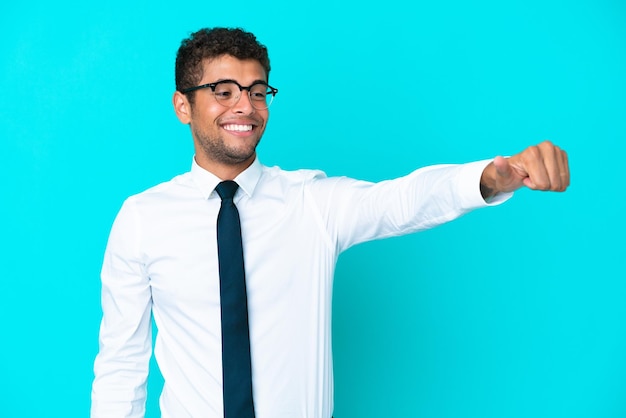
[91,27,569,418]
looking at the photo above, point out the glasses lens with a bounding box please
[249,83,274,109]
[213,82,239,107]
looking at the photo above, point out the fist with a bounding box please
[481,140,570,198]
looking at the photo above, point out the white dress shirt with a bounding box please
[91,157,508,418]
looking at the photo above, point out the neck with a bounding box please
[194,153,256,180]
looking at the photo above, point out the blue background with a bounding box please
[1,0,625,417]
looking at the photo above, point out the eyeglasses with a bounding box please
[181,80,278,110]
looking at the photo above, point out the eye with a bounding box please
[249,85,269,101]
[214,90,233,99]
[250,91,267,100]
[213,82,238,100]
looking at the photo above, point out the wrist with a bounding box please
[480,162,498,200]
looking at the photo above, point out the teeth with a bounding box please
[223,124,253,132]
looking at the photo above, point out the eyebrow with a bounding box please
[212,78,268,85]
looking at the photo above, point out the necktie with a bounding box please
[215,180,255,418]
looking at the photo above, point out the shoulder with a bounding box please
[259,164,337,191]
[123,171,197,208]
[257,164,367,202]
[261,164,328,182]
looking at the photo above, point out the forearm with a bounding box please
[91,273,153,417]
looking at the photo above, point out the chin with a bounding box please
[225,148,257,164]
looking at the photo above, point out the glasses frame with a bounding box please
[180,80,278,110]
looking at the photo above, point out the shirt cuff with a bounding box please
[456,159,513,209]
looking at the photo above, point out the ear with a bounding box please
[173,91,192,124]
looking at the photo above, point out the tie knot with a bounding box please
[215,180,239,201]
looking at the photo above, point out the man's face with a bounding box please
[181,55,269,173]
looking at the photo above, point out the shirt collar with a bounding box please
[190,157,263,200]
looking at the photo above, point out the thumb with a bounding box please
[493,156,513,179]
[494,155,533,189]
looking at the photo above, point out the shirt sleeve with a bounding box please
[308,159,512,253]
[91,198,152,418]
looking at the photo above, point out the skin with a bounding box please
[480,141,570,198]
[173,54,570,196]
[173,55,269,180]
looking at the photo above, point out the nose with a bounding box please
[231,89,255,115]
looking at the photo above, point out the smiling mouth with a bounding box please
[222,124,254,132]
